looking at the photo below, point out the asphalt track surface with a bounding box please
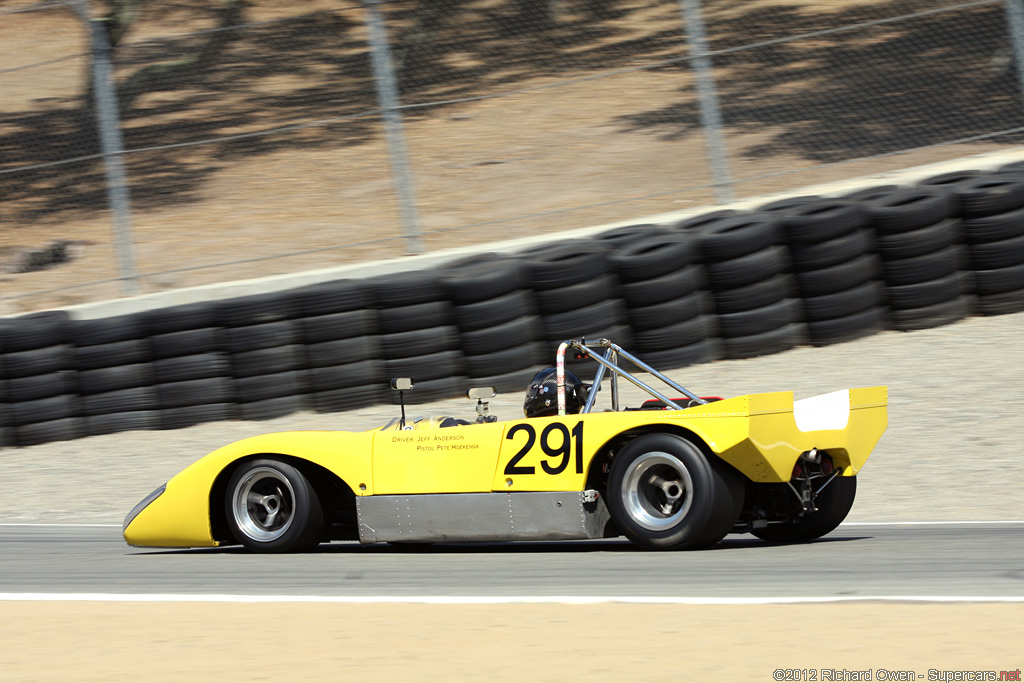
[2,522,1022,599]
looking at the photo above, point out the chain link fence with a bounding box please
[3,0,1024,312]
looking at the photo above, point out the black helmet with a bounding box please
[523,368,586,418]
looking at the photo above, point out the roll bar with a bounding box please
[555,339,707,415]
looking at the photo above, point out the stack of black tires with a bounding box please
[368,270,467,404]
[443,255,545,393]
[291,279,384,412]
[0,313,81,445]
[145,301,238,430]
[72,313,159,435]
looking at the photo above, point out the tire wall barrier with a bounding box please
[5,166,1024,447]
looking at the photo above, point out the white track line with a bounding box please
[0,594,1023,604]
[2,521,1023,529]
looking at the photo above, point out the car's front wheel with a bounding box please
[606,433,743,550]
[225,459,323,552]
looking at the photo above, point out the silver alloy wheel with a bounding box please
[231,466,297,542]
[621,451,694,532]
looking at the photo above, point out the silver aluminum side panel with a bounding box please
[356,491,615,544]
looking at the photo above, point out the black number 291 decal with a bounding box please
[504,421,584,476]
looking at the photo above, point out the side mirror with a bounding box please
[466,387,496,400]
[390,377,414,391]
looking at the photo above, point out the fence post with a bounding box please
[1005,0,1024,111]
[362,0,424,254]
[678,0,734,204]
[73,0,139,296]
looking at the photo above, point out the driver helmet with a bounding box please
[523,368,586,418]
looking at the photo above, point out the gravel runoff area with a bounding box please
[2,310,1023,525]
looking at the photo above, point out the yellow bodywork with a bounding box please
[123,386,887,548]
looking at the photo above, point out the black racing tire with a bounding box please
[541,299,627,340]
[385,376,467,405]
[378,301,453,334]
[794,254,880,297]
[972,262,1024,296]
[608,234,695,282]
[142,302,218,335]
[839,184,901,202]
[156,377,235,409]
[975,288,1024,316]
[154,353,232,383]
[781,200,867,244]
[996,159,1024,175]
[888,296,968,331]
[705,246,789,291]
[5,371,76,402]
[454,290,536,332]
[379,326,458,359]
[297,310,378,344]
[533,275,617,315]
[886,272,963,310]
[309,384,385,413]
[459,316,542,357]
[288,279,367,318]
[716,299,801,339]
[712,275,793,315]
[521,242,608,290]
[875,218,960,260]
[150,328,222,359]
[382,350,465,383]
[0,317,67,353]
[672,209,738,232]
[11,394,80,426]
[307,359,384,393]
[14,417,85,447]
[72,339,151,371]
[464,343,544,377]
[606,434,744,550]
[85,410,161,436]
[236,370,309,402]
[441,256,526,305]
[304,336,381,368]
[68,314,146,346]
[967,233,1024,270]
[239,395,307,421]
[628,338,723,370]
[755,195,822,215]
[621,266,705,307]
[751,476,857,543]
[788,229,872,271]
[217,292,294,328]
[2,345,71,379]
[160,403,238,429]
[593,223,666,250]
[692,215,782,262]
[368,270,444,308]
[225,459,324,553]
[627,293,704,332]
[77,363,152,395]
[955,175,1024,219]
[864,187,951,234]
[82,387,160,416]
[806,307,886,347]
[632,316,712,352]
[801,281,883,322]
[881,246,960,286]
[722,322,806,359]
[916,170,984,217]
[230,345,304,378]
[962,207,1024,244]
[223,321,296,353]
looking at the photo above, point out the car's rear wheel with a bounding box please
[751,476,856,543]
[225,459,323,552]
[607,433,744,550]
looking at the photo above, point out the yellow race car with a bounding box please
[123,339,887,552]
